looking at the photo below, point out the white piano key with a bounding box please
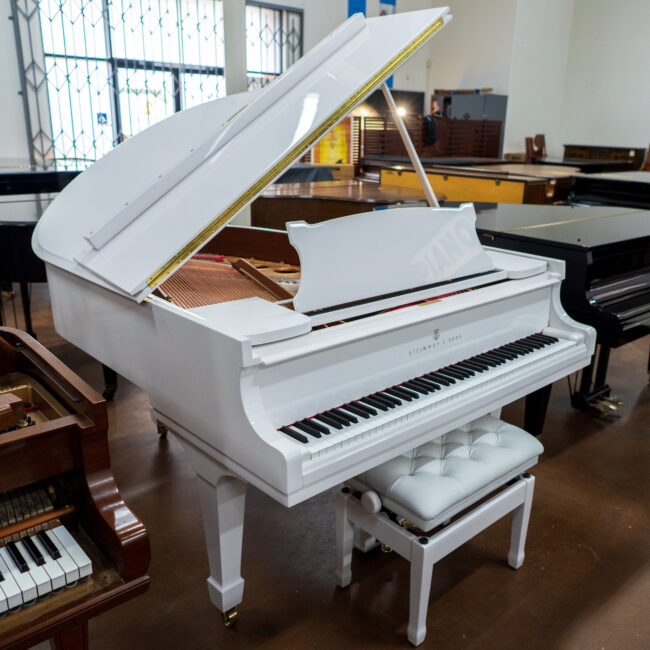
[16,540,51,597]
[42,529,79,584]
[31,535,66,591]
[50,526,92,579]
[0,581,6,614]
[0,553,22,610]
[0,546,37,605]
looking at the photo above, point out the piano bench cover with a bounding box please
[352,415,544,531]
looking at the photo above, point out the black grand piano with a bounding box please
[569,171,650,209]
[0,170,80,337]
[475,203,650,413]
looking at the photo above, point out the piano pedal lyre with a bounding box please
[223,607,239,627]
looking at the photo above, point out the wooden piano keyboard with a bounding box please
[0,327,149,649]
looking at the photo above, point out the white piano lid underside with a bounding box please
[32,8,451,302]
[288,204,495,314]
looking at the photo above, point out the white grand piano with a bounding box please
[32,8,595,625]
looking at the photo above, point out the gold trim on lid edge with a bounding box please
[146,16,445,290]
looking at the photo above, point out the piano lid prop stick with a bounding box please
[380,82,439,208]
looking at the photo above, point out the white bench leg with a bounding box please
[508,473,535,569]
[336,488,354,587]
[407,539,433,646]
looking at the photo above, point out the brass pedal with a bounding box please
[599,399,618,411]
[380,543,393,553]
[602,395,623,406]
[223,607,238,627]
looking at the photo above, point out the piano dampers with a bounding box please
[160,259,278,309]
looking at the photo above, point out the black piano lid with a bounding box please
[475,203,650,250]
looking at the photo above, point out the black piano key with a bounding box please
[22,535,45,566]
[489,348,516,361]
[526,334,551,346]
[360,396,389,412]
[343,403,373,418]
[37,530,61,560]
[293,421,323,438]
[391,385,419,399]
[324,410,352,426]
[415,376,440,391]
[473,354,499,367]
[385,387,412,402]
[332,408,357,424]
[6,541,28,573]
[313,413,342,430]
[450,365,472,378]
[501,343,527,355]
[481,351,507,364]
[513,339,539,351]
[453,362,476,376]
[533,333,558,343]
[519,337,544,349]
[303,418,331,435]
[438,367,466,380]
[427,372,454,385]
[406,379,433,394]
[279,426,309,443]
[459,359,486,372]
[508,341,534,354]
[372,393,399,408]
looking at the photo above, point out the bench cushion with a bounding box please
[353,416,543,531]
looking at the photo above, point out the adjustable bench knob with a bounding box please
[361,490,381,514]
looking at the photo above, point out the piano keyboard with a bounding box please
[0,481,93,615]
[278,333,571,458]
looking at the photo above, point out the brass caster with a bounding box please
[590,402,608,417]
[380,543,393,553]
[223,607,238,627]
[157,422,168,439]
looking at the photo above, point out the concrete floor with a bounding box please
[5,283,649,650]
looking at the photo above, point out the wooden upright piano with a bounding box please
[0,327,150,649]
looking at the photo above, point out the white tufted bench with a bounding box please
[335,415,543,646]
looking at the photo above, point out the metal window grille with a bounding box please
[12,1,302,171]
[246,2,302,91]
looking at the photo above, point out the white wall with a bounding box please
[504,0,575,157]
[560,0,650,150]
[427,0,517,95]
[0,12,30,168]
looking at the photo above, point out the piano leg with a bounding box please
[101,364,118,401]
[196,466,246,623]
[50,621,89,650]
[524,384,552,437]
[19,281,36,338]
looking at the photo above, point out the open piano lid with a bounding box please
[33,8,451,303]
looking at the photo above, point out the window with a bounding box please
[13,1,302,170]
